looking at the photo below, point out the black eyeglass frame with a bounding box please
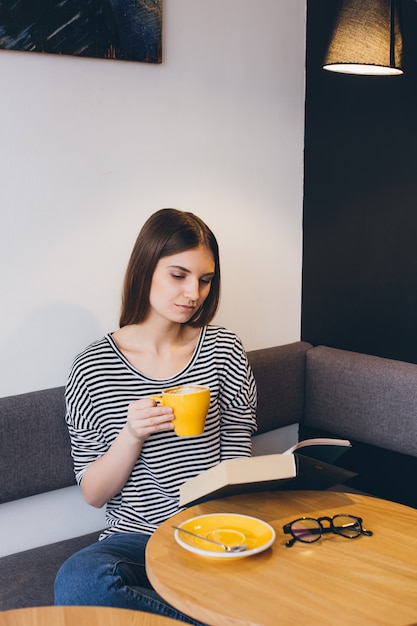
[283,514,373,548]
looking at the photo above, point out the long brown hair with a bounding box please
[119,208,221,328]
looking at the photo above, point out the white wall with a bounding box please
[0,0,306,554]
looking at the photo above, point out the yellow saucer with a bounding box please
[174,513,276,558]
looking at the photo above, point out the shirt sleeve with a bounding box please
[218,335,258,461]
[65,365,109,485]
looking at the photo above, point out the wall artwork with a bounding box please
[0,0,162,63]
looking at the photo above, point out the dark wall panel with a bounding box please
[302,0,417,363]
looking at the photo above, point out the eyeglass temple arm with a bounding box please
[331,521,373,536]
[285,536,297,547]
[283,525,322,537]
[322,522,373,537]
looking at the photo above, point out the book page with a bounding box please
[283,437,351,455]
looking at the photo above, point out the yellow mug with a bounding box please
[151,385,210,437]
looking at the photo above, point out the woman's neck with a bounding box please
[112,322,201,378]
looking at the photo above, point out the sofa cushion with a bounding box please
[304,346,417,457]
[0,387,75,504]
[248,341,312,435]
[0,530,102,610]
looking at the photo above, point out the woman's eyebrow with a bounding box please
[168,264,214,277]
[168,265,190,272]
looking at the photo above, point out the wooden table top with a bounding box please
[0,606,179,626]
[146,490,417,626]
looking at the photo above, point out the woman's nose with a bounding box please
[184,279,199,300]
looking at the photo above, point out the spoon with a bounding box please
[172,526,248,552]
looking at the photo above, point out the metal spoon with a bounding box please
[172,525,248,552]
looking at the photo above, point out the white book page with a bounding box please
[283,437,351,455]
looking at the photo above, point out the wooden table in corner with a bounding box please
[0,606,180,626]
[146,490,417,626]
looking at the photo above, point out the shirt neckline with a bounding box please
[105,326,207,382]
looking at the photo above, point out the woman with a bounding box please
[54,208,257,623]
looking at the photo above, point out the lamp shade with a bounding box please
[323,0,403,75]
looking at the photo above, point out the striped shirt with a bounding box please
[65,325,257,537]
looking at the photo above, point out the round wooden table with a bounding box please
[146,490,417,626]
[0,606,179,626]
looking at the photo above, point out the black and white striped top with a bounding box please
[65,325,257,537]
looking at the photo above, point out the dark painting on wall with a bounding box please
[0,0,162,63]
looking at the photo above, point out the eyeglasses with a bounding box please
[283,514,373,547]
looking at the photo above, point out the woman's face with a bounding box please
[148,246,215,325]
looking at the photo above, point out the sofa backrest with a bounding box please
[0,341,312,504]
[247,341,312,434]
[0,387,74,504]
[304,346,417,457]
[1,342,416,508]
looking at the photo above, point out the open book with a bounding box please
[179,437,353,507]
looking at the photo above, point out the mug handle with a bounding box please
[150,395,163,405]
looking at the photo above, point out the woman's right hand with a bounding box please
[81,398,174,507]
[125,398,174,442]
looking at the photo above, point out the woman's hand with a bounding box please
[81,398,174,507]
[125,398,174,441]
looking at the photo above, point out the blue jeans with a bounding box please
[54,532,204,625]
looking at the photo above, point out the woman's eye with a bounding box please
[171,274,185,280]
[199,278,212,285]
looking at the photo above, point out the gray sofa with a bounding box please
[1,341,416,611]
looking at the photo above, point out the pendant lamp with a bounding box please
[323,0,403,75]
